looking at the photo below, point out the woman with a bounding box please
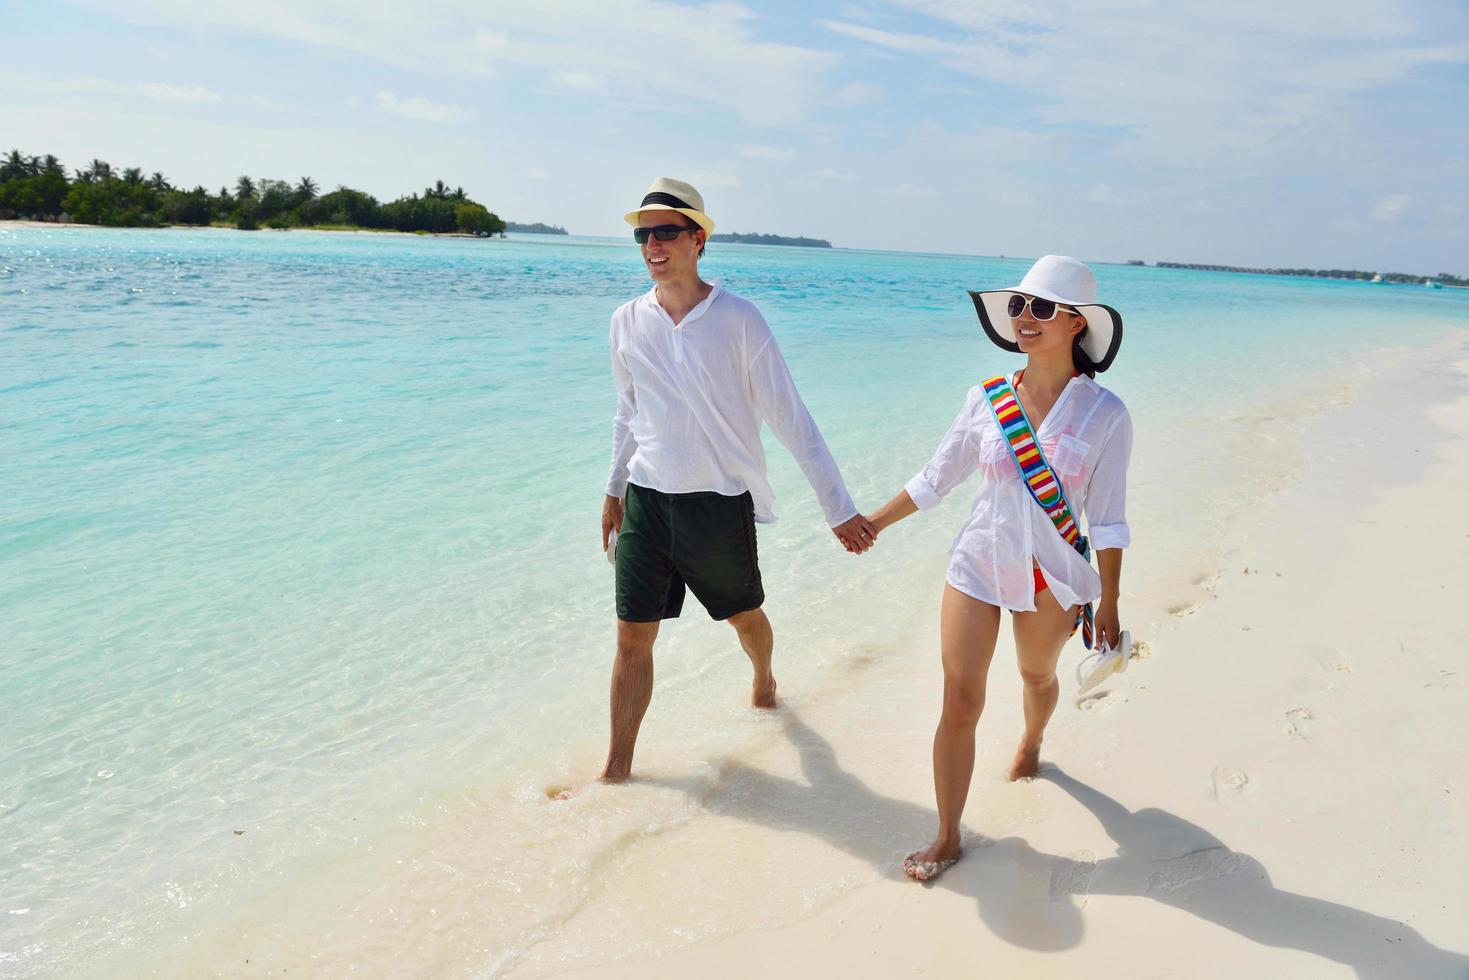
[865,255,1132,882]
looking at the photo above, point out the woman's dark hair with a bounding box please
[1071,325,1097,378]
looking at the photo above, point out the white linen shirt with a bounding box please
[605,282,858,527]
[905,373,1133,612]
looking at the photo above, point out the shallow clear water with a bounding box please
[2,225,1467,973]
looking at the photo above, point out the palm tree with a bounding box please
[1,149,25,181]
[235,175,256,200]
[296,176,318,200]
[24,155,42,177]
[89,159,113,180]
[451,186,466,201]
[42,154,64,176]
[149,171,171,192]
[426,179,449,200]
[122,167,143,185]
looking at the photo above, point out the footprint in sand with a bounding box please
[1211,766,1250,803]
[1146,846,1246,895]
[1312,649,1352,676]
[1049,849,1097,905]
[1283,707,1315,737]
[1077,690,1126,713]
[1130,639,1153,661]
[1398,635,1429,657]
[1194,571,1222,594]
[1169,601,1202,619]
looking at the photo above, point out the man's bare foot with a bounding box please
[1009,740,1042,781]
[552,771,627,801]
[902,838,962,881]
[752,675,777,709]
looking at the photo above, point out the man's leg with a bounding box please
[603,618,661,782]
[726,607,776,708]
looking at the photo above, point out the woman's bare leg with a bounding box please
[908,584,1001,870]
[1008,587,1080,780]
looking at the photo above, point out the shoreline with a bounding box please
[0,218,499,240]
[105,334,1469,978]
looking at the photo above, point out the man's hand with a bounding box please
[1093,600,1122,651]
[602,495,624,552]
[832,514,878,554]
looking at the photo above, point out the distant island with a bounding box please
[0,147,506,236]
[506,222,568,235]
[709,232,832,248]
[1151,261,1465,288]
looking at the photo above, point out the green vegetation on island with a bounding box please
[1153,260,1465,288]
[505,222,568,235]
[0,149,507,236]
[708,232,831,248]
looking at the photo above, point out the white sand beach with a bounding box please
[540,344,1469,979]
[118,339,1469,980]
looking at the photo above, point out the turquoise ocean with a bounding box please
[3,225,1468,975]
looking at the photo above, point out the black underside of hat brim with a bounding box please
[969,290,1020,354]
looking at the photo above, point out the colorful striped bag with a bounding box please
[981,373,1096,649]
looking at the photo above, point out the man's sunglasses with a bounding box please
[633,224,702,244]
[1007,294,1079,321]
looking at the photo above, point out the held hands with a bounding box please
[602,495,624,552]
[832,513,879,554]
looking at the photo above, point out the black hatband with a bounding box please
[640,191,694,210]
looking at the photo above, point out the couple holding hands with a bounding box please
[594,178,1132,882]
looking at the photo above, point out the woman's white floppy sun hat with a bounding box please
[969,255,1123,372]
[624,176,716,235]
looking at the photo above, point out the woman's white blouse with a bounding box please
[904,373,1133,612]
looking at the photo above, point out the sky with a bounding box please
[4,0,1468,273]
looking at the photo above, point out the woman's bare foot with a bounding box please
[902,838,962,881]
[1009,739,1043,780]
[752,674,777,709]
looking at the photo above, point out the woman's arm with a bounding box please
[1094,547,1123,648]
[869,489,919,536]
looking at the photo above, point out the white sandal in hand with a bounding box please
[1076,630,1132,695]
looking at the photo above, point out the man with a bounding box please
[597,176,876,783]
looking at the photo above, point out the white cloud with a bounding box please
[739,144,795,161]
[526,167,549,180]
[475,30,509,51]
[834,81,883,105]
[551,71,602,92]
[118,0,838,125]
[824,2,1469,172]
[1,72,226,106]
[811,167,857,181]
[375,91,473,123]
[895,181,936,198]
[1372,193,1410,222]
[135,82,223,104]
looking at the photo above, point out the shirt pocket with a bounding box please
[979,430,1019,480]
[1050,434,1091,480]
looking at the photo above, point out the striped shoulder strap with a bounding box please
[980,373,1095,648]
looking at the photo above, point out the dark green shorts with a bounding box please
[615,483,764,622]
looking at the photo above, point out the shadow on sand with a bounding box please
[652,709,1468,978]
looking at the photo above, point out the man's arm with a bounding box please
[603,324,637,551]
[746,327,874,552]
